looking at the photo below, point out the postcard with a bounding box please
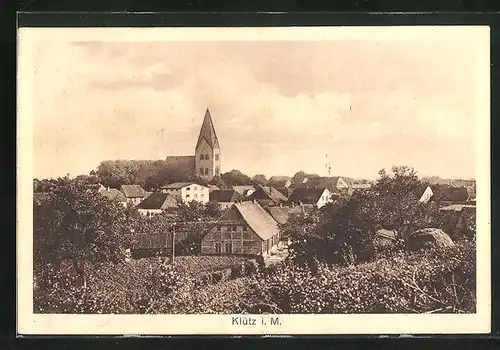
[17,25,490,335]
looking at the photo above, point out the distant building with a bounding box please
[276,187,294,199]
[432,185,470,205]
[136,192,178,216]
[120,185,147,206]
[286,187,333,208]
[102,188,128,208]
[160,182,209,204]
[201,202,281,256]
[419,186,434,203]
[165,108,221,182]
[209,189,244,209]
[245,185,288,207]
[295,176,351,194]
[268,176,292,188]
[232,185,256,197]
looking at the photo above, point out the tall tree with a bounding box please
[251,174,268,186]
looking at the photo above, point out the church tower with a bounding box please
[195,108,221,181]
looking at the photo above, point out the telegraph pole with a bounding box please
[171,223,176,265]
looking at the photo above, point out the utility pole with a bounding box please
[171,223,176,265]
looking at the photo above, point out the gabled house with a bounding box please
[286,187,333,208]
[419,186,434,203]
[245,185,288,207]
[102,188,128,208]
[201,202,281,256]
[209,189,244,209]
[160,182,209,204]
[432,185,470,205]
[232,185,256,197]
[136,192,179,216]
[120,185,147,206]
[296,176,351,194]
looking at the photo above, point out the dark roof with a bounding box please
[136,192,178,210]
[120,185,146,198]
[266,207,290,225]
[209,189,243,202]
[246,185,288,204]
[296,176,348,192]
[432,186,469,203]
[102,188,127,202]
[164,155,196,175]
[228,202,279,240]
[195,108,220,150]
[276,187,294,198]
[232,185,256,196]
[287,188,328,205]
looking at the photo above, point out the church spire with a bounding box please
[195,107,220,150]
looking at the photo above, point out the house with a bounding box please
[136,192,178,216]
[295,176,351,194]
[209,189,244,209]
[160,182,209,204]
[101,188,128,208]
[165,108,221,181]
[351,183,372,192]
[208,185,220,193]
[419,186,434,203]
[233,185,256,197]
[201,202,281,256]
[245,185,288,207]
[432,185,470,205]
[286,187,333,208]
[120,185,147,206]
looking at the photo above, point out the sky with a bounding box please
[26,28,485,180]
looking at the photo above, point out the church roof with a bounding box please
[195,108,220,150]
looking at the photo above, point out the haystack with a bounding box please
[407,228,454,251]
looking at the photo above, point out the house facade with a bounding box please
[201,202,281,256]
[160,182,209,204]
[120,185,147,206]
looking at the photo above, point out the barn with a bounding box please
[201,201,281,256]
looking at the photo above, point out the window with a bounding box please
[232,226,237,232]
[215,166,220,176]
[242,226,247,232]
[201,193,204,197]
[194,194,198,198]
[186,187,190,191]
[225,243,233,253]
[186,194,190,198]
[199,167,204,174]
[215,243,222,253]
[205,154,209,160]
[205,168,209,175]
[200,154,204,160]
[215,154,219,161]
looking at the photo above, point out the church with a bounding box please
[165,108,221,182]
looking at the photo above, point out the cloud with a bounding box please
[31,37,479,179]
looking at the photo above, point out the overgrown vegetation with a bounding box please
[33,166,476,314]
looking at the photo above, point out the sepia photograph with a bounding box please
[17,25,490,334]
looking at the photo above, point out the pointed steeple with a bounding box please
[195,107,220,150]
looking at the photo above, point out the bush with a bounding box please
[245,241,476,314]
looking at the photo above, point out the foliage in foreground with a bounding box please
[34,241,475,314]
